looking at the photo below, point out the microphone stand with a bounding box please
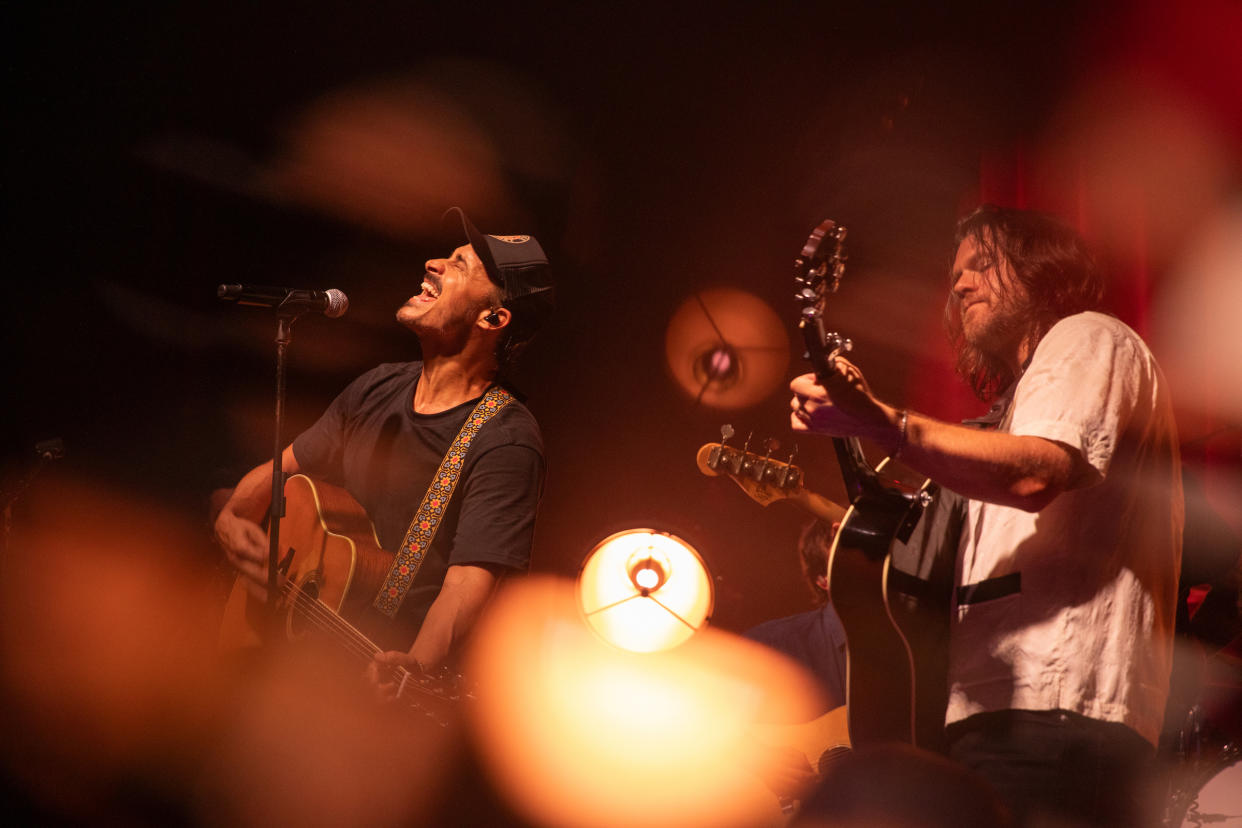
[267,311,302,617]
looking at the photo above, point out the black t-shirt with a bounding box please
[291,361,544,641]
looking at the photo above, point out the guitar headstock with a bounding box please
[394,663,473,726]
[794,220,850,381]
[696,431,804,508]
[794,219,848,312]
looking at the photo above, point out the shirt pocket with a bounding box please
[951,578,1022,688]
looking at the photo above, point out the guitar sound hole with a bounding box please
[286,576,321,639]
[816,745,852,776]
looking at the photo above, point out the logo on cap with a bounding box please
[489,234,531,244]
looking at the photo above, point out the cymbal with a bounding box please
[664,287,790,409]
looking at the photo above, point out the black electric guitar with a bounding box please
[793,220,950,751]
[219,473,466,722]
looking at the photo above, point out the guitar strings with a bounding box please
[242,579,459,720]
[279,580,408,685]
[278,580,458,712]
[291,583,460,716]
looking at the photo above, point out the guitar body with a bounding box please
[219,474,397,655]
[752,704,851,774]
[827,462,950,751]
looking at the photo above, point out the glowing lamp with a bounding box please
[578,529,714,653]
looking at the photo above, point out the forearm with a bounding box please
[214,446,302,589]
[883,408,1075,512]
[408,564,498,670]
[219,445,300,524]
[791,368,1076,513]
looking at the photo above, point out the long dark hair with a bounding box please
[946,205,1105,401]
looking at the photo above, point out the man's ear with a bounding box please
[479,306,511,330]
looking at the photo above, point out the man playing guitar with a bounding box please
[214,207,553,678]
[790,205,1182,827]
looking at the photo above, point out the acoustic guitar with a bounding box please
[218,473,464,721]
[791,220,950,751]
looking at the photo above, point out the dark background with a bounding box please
[5,2,1242,826]
[8,0,1240,630]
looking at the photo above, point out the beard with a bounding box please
[952,296,1040,401]
[962,299,1030,362]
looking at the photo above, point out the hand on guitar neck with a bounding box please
[789,358,904,453]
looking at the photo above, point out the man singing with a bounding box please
[215,207,553,674]
[790,205,1182,827]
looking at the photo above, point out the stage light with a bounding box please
[577,529,714,653]
[664,287,790,409]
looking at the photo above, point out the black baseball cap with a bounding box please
[444,207,554,308]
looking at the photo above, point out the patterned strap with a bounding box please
[372,386,514,617]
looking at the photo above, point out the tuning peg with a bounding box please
[742,431,754,453]
[720,424,735,445]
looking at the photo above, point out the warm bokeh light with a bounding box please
[0,474,455,826]
[579,529,714,653]
[665,288,791,409]
[1153,205,1242,424]
[466,577,828,828]
[194,647,459,828]
[264,78,507,238]
[256,60,572,240]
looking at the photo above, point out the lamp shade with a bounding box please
[578,529,714,653]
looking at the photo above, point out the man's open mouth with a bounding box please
[421,275,442,300]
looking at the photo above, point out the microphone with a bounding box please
[217,284,349,318]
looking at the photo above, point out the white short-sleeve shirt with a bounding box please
[946,312,1184,745]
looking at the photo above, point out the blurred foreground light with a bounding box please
[466,577,827,828]
[1154,203,1242,423]
[578,529,714,653]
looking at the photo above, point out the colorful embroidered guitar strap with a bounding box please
[373,385,514,617]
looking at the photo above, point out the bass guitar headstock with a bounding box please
[696,424,803,507]
[794,220,850,382]
[695,425,848,522]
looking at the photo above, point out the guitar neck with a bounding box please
[284,580,458,718]
[831,437,868,502]
[789,486,848,524]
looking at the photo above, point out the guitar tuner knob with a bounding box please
[720,424,735,442]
